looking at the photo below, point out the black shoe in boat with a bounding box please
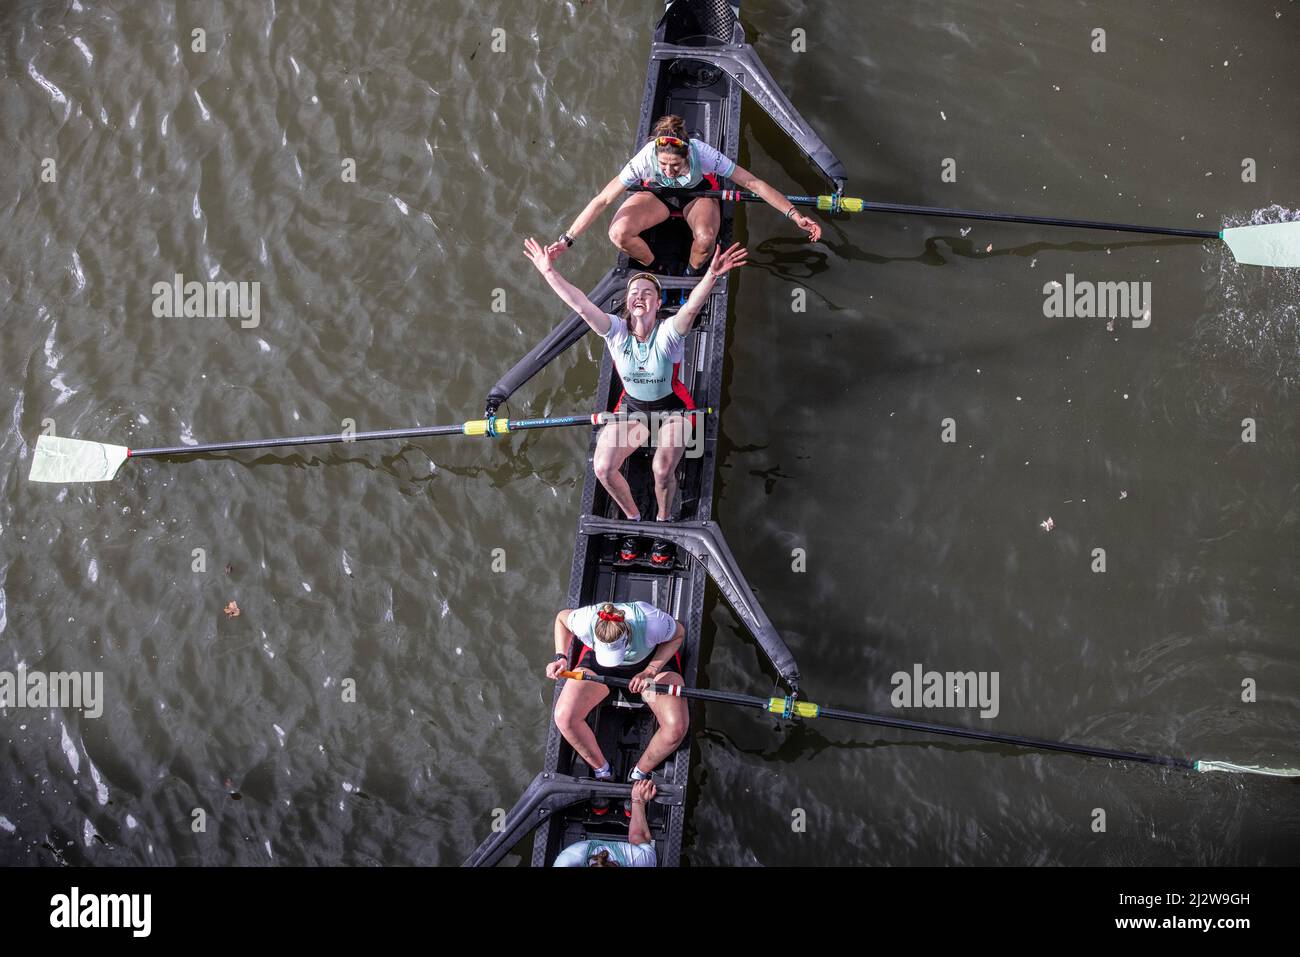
[619,535,643,562]
[650,539,676,566]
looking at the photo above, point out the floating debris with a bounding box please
[223,601,240,618]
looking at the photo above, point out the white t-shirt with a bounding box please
[567,600,679,667]
[553,839,657,867]
[601,312,686,402]
[618,138,736,189]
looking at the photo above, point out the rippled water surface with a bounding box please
[1,0,1297,866]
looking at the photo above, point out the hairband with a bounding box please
[597,609,625,622]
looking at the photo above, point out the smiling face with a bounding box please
[626,277,661,321]
[656,150,688,180]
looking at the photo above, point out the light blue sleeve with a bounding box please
[693,140,736,180]
[553,841,590,867]
[566,608,595,649]
[602,312,628,347]
[627,843,658,867]
[638,602,679,646]
[619,142,654,186]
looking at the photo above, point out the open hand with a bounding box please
[523,237,561,274]
[706,242,747,277]
[792,212,822,242]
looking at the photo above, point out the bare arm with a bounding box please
[671,243,748,337]
[640,621,685,677]
[564,175,629,242]
[628,779,656,847]
[730,164,822,242]
[523,238,612,336]
[545,608,577,679]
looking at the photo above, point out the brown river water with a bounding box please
[1,0,1297,865]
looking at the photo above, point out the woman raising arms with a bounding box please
[522,236,746,563]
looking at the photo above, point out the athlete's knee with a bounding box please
[652,454,678,485]
[554,700,585,736]
[593,453,621,485]
[658,708,689,745]
[609,219,638,247]
[691,223,718,249]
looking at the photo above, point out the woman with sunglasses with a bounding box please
[546,115,821,275]
[522,236,746,564]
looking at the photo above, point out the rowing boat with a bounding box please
[465,0,845,868]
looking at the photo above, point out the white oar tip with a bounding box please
[1221,221,1300,268]
[28,435,129,483]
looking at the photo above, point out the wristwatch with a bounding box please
[554,653,569,662]
[558,232,575,247]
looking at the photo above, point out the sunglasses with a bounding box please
[626,272,663,299]
[655,135,688,149]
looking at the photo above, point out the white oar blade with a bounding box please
[1221,221,1300,267]
[29,435,129,483]
[1196,759,1300,778]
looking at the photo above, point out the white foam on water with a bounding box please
[60,723,81,775]
[88,759,108,805]
[1198,205,1300,393]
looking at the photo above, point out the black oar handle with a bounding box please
[558,670,769,711]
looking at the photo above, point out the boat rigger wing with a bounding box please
[648,40,847,192]
[579,516,801,690]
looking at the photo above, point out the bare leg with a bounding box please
[609,193,671,266]
[636,670,689,772]
[593,419,650,519]
[650,415,690,520]
[553,672,612,770]
[682,197,720,269]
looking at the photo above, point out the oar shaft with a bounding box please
[629,186,1221,240]
[131,409,709,459]
[132,423,466,457]
[812,706,1195,769]
[849,200,1221,240]
[560,671,1194,770]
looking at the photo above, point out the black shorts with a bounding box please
[645,173,721,215]
[575,645,684,680]
[618,392,689,416]
[610,388,696,449]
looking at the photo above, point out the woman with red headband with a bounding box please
[546,601,687,810]
[545,114,822,275]
[522,236,746,565]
